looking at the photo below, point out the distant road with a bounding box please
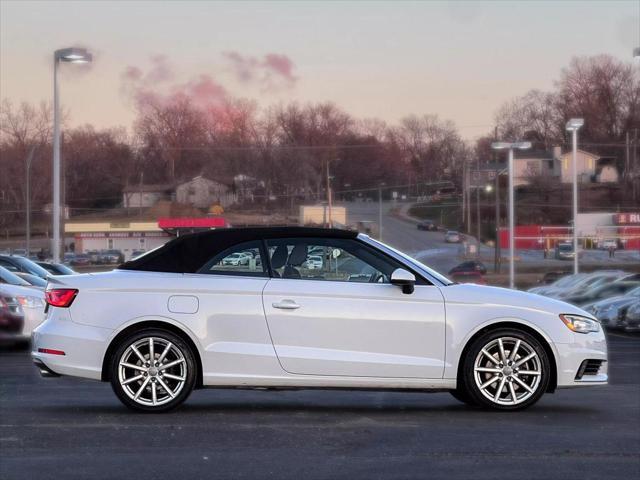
[343,201,461,274]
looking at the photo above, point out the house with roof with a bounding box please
[175,175,237,209]
[513,147,562,186]
[122,183,174,208]
[558,150,620,184]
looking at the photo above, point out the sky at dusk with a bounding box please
[1,0,638,140]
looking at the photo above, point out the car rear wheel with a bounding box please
[110,328,197,412]
[460,328,550,410]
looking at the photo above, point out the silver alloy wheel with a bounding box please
[473,336,542,406]
[117,337,187,407]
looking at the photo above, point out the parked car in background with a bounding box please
[564,281,640,307]
[0,266,32,288]
[14,273,47,289]
[87,250,101,264]
[528,273,586,296]
[444,231,461,243]
[622,301,640,333]
[449,261,487,276]
[599,239,617,250]
[0,255,51,280]
[36,262,76,276]
[0,289,24,343]
[551,271,626,300]
[554,243,575,260]
[130,250,147,261]
[221,252,252,266]
[303,255,324,269]
[541,271,569,285]
[0,283,45,339]
[417,220,437,231]
[449,270,486,285]
[99,250,125,264]
[70,254,91,267]
[586,286,640,329]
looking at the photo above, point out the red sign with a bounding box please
[615,213,640,225]
[158,217,227,229]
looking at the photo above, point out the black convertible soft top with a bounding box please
[119,227,358,273]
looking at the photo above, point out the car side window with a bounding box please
[266,238,402,283]
[197,241,266,277]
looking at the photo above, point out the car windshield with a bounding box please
[11,256,50,278]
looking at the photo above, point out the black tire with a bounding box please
[460,328,550,411]
[449,387,478,406]
[110,328,197,413]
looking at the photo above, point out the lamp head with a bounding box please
[55,47,92,63]
[566,118,584,131]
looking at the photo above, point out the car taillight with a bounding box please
[45,288,78,308]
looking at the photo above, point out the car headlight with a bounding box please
[560,314,600,333]
[17,295,45,309]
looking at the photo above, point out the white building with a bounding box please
[66,221,172,260]
[175,176,237,209]
[122,184,173,208]
[559,149,599,184]
[513,147,561,186]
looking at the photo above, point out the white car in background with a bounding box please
[303,255,323,269]
[32,227,607,413]
[0,283,45,340]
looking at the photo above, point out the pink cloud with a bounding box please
[224,51,297,90]
[263,54,296,83]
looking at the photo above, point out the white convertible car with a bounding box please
[31,227,607,412]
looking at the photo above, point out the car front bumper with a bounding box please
[555,328,608,388]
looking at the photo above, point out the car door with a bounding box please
[262,237,446,379]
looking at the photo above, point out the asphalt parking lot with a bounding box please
[1,333,639,480]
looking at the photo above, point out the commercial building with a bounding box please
[66,217,228,260]
[499,212,640,250]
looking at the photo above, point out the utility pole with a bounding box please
[461,161,466,228]
[626,132,631,182]
[476,186,481,243]
[25,146,36,257]
[326,159,333,227]
[139,172,144,218]
[378,184,383,241]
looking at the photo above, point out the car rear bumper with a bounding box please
[31,308,113,380]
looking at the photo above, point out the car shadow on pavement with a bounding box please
[33,396,600,416]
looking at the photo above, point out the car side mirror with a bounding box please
[390,268,416,294]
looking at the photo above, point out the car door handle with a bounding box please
[272,300,300,310]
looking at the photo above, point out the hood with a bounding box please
[440,283,593,318]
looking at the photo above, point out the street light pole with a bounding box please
[52,56,61,262]
[25,146,36,257]
[378,183,385,241]
[507,148,515,288]
[491,141,531,289]
[566,118,584,276]
[52,47,92,262]
[325,159,333,228]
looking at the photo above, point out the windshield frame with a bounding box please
[358,234,453,287]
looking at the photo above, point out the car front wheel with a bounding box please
[459,328,550,410]
[110,328,197,412]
